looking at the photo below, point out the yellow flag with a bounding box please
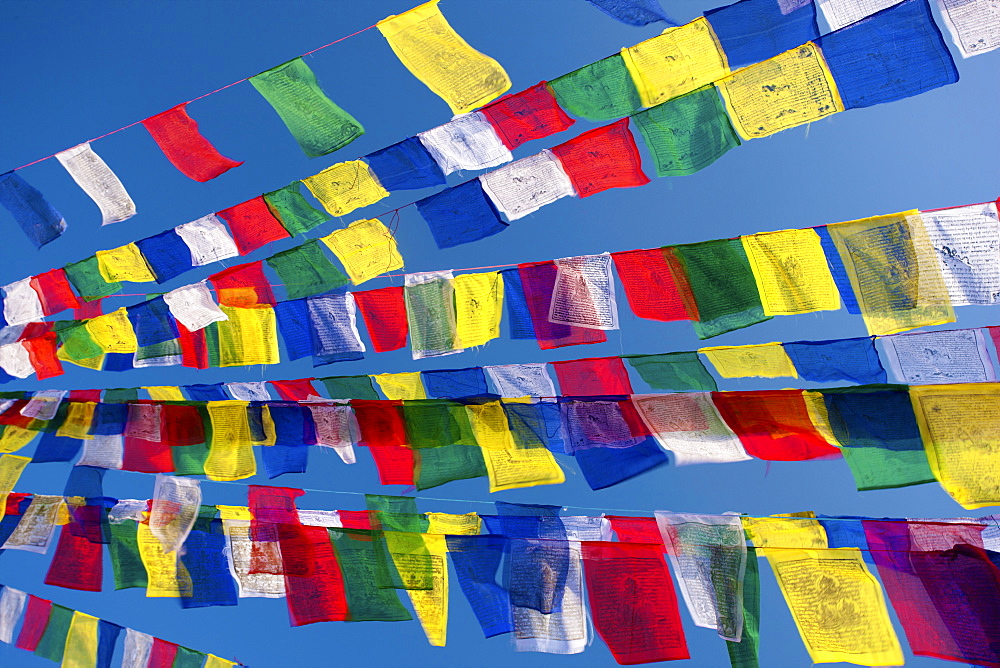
[373,372,427,400]
[137,521,193,597]
[61,611,100,668]
[144,386,185,402]
[741,512,828,553]
[204,401,257,481]
[426,512,482,535]
[216,505,253,521]
[217,306,280,367]
[717,42,843,140]
[826,211,954,336]
[469,401,564,490]
[0,454,31,521]
[700,342,798,379]
[0,425,40,453]
[303,161,389,217]
[742,229,840,315]
[621,17,729,107]
[453,272,504,348]
[57,347,104,371]
[802,391,841,447]
[767,548,904,666]
[910,383,1000,509]
[56,402,96,441]
[320,219,404,285]
[95,242,157,282]
[404,533,449,646]
[255,405,277,446]
[85,308,139,353]
[204,656,239,668]
[377,0,511,114]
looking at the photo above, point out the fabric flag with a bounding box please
[479,82,575,150]
[135,229,195,284]
[29,268,80,316]
[0,171,66,248]
[567,402,669,488]
[64,256,121,302]
[122,628,153,668]
[826,211,954,336]
[404,533,449,646]
[611,249,693,321]
[884,328,995,384]
[625,352,717,391]
[14,595,51,651]
[621,17,730,107]
[550,119,649,198]
[422,367,490,398]
[444,535,512,636]
[163,283,227,332]
[263,182,330,237]
[585,0,676,26]
[470,403,565,492]
[549,55,643,121]
[818,0,958,110]
[700,342,798,378]
[274,299,312,361]
[61,611,99,668]
[485,363,556,398]
[405,272,462,359]
[633,392,751,465]
[0,342,33,379]
[374,372,427,400]
[742,228,840,315]
[417,112,512,175]
[511,541,587,654]
[453,272,504,348]
[209,262,276,309]
[377,0,511,114]
[712,389,840,460]
[4,495,63,553]
[204,401,256,481]
[269,378,319,401]
[85,308,139,354]
[717,42,843,140]
[216,306,279,366]
[816,0,903,30]
[328,528,413,622]
[705,0,820,70]
[95,243,156,283]
[302,160,389,218]
[549,254,619,330]
[353,286,408,352]
[480,150,575,221]
[938,0,1000,57]
[141,103,242,181]
[32,603,73,662]
[44,504,104,592]
[783,337,886,384]
[127,297,179,347]
[552,357,633,396]
[417,178,508,249]
[307,292,366,365]
[147,638,180,666]
[306,402,357,464]
[216,197,290,256]
[149,474,201,554]
[581,541,689,664]
[55,143,135,225]
[633,85,741,177]
[364,137,446,191]
[3,278,44,326]
[518,261,607,349]
[669,240,770,338]
[0,586,26,644]
[320,218,404,285]
[249,57,363,157]
[266,241,348,300]
[174,214,240,266]
[654,512,747,640]
[922,202,1000,305]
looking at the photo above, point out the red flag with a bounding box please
[480,82,575,150]
[551,118,649,197]
[606,516,664,546]
[44,505,103,592]
[21,332,63,380]
[552,357,633,396]
[147,638,180,668]
[177,322,209,369]
[29,268,81,316]
[612,249,694,322]
[142,103,242,182]
[15,595,52,651]
[269,379,318,402]
[353,286,409,353]
[216,197,290,256]
[209,261,277,308]
[711,390,840,460]
[284,524,349,625]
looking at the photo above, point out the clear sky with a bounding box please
[1,0,998,665]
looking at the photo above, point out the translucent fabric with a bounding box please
[269,378,319,401]
[445,535,512,637]
[61,611,99,668]
[85,308,138,353]
[375,372,427,401]
[29,268,81,316]
[43,504,103,592]
[141,103,242,181]
[225,382,271,402]
[551,357,632,396]
[711,390,841,460]
[938,0,1000,57]
[611,249,692,321]
[283,524,349,625]
[2,278,44,327]
[353,286,408,352]
[416,112,512,175]
[307,293,366,365]
[622,17,730,107]
[549,55,643,121]
[742,228,840,315]
[122,629,153,668]
[0,171,66,248]
[77,434,123,469]
[633,393,751,465]
[363,136,446,191]
[884,328,995,384]
[209,262,276,308]
[415,443,487,490]
[453,272,503,348]
[700,342,798,378]
[816,0,904,30]
[421,367,490,398]
[480,82,575,150]
[818,0,958,110]
[249,57,364,157]
[405,272,462,359]
[33,603,73,662]
[263,182,330,237]
[3,494,63,553]
[472,406,565,492]
[550,119,649,198]
[320,218,404,284]
[485,364,556,398]
[415,178,508,248]
[266,240,348,300]
[216,306,279,367]
[135,229,194,284]
[512,541,587,654]
[216,196,290,256]
[826,211,954,336]
[498,268,534,339]
[55,143,135,225]
[204,401,256,481]
[149,474,201,554]
[306,403,357,463]
[0,586,27,644]
[518,261,607,349]
[328,528,413,621]
[174,214,240,266]
[704,0,820,69]
[717,42,843,140]
[921,202,1000,305]
[127,297,179,348]
[163,282,227,332]
[782,337,886,384]
[377,0,511,114]
[584,0,676,26]
[670,239,770,339]
[63,256,121,302]
[549,254,619,330]
[14,594,50,651]
[607,515,663,544]
[564,399,642,451]
[302,160,389,218]
[625,351,717,391]
[147,639,179,667]
[480,150,575,220]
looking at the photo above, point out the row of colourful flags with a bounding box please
[2,490,1000,665]
[3,0,989,250]
[0,585,238,668]
[3,373,1000,503]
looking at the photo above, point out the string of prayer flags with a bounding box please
[479,82,575,150]
[621,17,730,108]
[825,211,955,336]
[54,143,135,226]
[263,182,331,237]
[938,0,1000,56]
[921,201,1000,305]
[700,342,798,378]
[320,218,404,285]
[266,240,349,300]
[364,137,446,192]
[815,0,903,31]
[453,272,504,348]
[817,0,959,110]
[782,337,887,384]
[216,197,290,257]
[705,0,820,70]
[377,0,511,114]
[141,103,242,182]
[633,392,751,465]
[718,42,843,140]
[550,119,649,198]
[0,171,66,248]
[584,0,677,26]
[417,113,512,175]
[519,261,607,350]
[416,178,508,248]
[353,286,408,353]
[249,58,364,158]
[611,249,693,322]
[549,55,643,122]
[632,84,741,177]
[883,328,996,384]
[712,389,840,460]
[175,214,240,266]
[302,160,389,218]
[742,228,840,315]
[405,272,462,360]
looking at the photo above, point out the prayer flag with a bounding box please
[700,342,798,378]
[480,151,575,220]
[518,261,606,349]
[445,535,512,637]
[64,256,121,302]
[884,328,995,384]
[405,272,462,359]
[816,0,903,30]
[705,0,820,69]
[453,272,504,348]
[44,504,103,592]
[550,119,649,197]
[302,160,389,218]
[33,603,73,662]
[3,278,44,326]
[374,372,427,401]
[141,103,242,181]
[55,143,135,225]
[479,82,575,150]
[712,389,841,460]
[421,367,490,398]
[938,0,1000,57]
[417,178,508,248]
[742,228,840,315]
[363,137,446,191]
[15,595,51,651]
[633,393,751,465]
[612,249,693,321]
[85,308,138,353]
[204,401,256,481]
[549,254,619,330]
[485,363,556,398]
[417,113,511,175]
[320,218,404,284]
[0,586,27,644]
[61,611,99,668]
[96,243,156,283]
[216,197,290,256]
[174,214,240,266]
[216,306,279,367]
[135,230,194,284]
[624,352,717,391]
[127,297,179,348]
[29,269,80,316]
[263,182,330,237]
[921,202,1000,305]
[209,262,276,308]
[266,240,349,300]
[782,337,886,384]
[353,286,408,352]
[549,55,643,121]
[307,292,366,365]
[163,283,227,332]
[552,357,633,395]
[585,0,676,26]
[0,171,66,248]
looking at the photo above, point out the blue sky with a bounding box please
[1,0,998,665]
